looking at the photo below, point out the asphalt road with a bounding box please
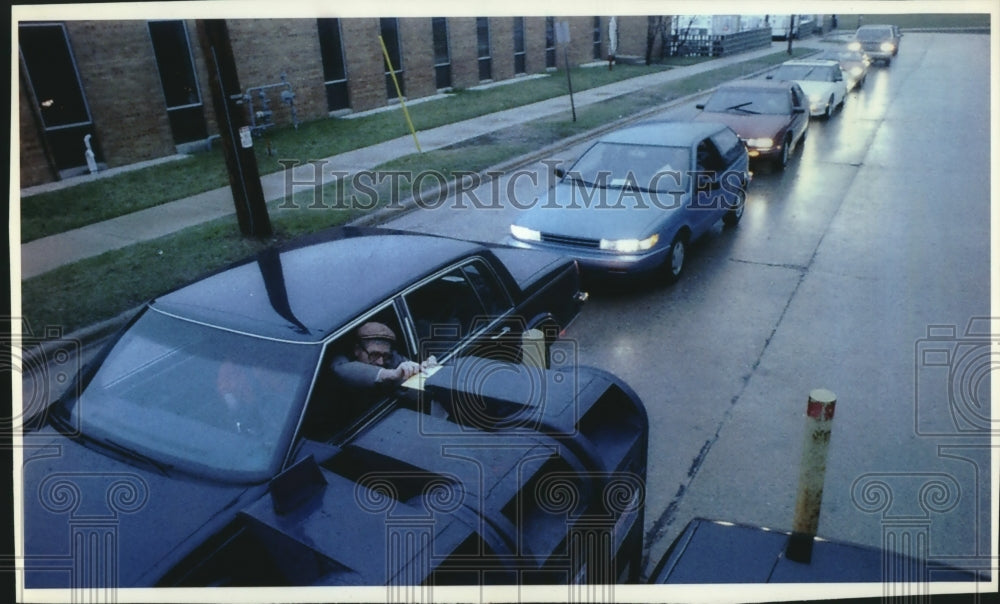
[386,32,994,582]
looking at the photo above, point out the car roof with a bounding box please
[598,120,729,146]
[150,227,489,342]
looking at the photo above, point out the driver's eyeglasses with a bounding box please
[362,348,394,363]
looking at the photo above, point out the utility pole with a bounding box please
[196,19,272,238]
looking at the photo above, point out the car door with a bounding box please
[788,84,808,144]
[692,137,728,235]
[709,127,748,210]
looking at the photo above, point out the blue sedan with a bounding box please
[507,121,750,282]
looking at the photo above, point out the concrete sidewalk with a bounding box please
[19,41,813,280]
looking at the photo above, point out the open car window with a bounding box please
[404,262,503,361]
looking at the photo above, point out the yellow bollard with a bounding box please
[378,35,422,153]
[521,328,547,369]
[786,388,837,563]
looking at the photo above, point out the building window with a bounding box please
[476,17,492,81]
[513,17,526,75]
[431,17,451,90]
[545,17,556,68]
[317,18,350,111]
[148,20,208,144]
[593,16,603,60]
[19,22,100,173]
[380,18,405,99]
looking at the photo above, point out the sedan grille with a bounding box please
[541,233,601,249]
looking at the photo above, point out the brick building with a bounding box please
[17,16,669,188]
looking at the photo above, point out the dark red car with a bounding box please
[694,80,810,170]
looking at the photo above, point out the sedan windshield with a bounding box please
[857,28,892,41]
[57,309,320,483]
[565,141,689,192]
[703,88,791,115]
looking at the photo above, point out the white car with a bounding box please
[767,59,848,119]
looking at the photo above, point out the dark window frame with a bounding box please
[147,20,208,144]
[380,17,405,99]
[431,17,452,90]
[593,16,602,60]
[18,21,100,171]
[513,17,526,75]
[545,17,556,68]
[476,17,492,81]
[317,18,351,111]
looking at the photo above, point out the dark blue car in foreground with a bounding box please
[21,227,648,589]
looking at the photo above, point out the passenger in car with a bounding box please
[331,321,437,389]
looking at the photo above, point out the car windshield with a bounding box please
[703,88,791,115]
[565,141,689,192]
[857,28,892,41]
[772,65,831,82]
[57,309,320,483]
[821,50,863,62]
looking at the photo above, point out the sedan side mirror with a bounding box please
[695,103,705,110]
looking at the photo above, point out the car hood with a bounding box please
[695,111,791,140]
[794,80,836,99]
[21,427,258,588]
[515,181,686,241]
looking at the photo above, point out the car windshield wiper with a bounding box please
[101,437,173,475]
[563,174,597,188]
[724,102,759,114]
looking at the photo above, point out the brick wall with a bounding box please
[65,21,175,169]
[18,78,54,187]
[227,19,327,130]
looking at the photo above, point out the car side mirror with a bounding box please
[695,103,705,110]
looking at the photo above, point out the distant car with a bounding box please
[507,121,750,283]
[694,79,809,170]
[849,24,901,65]
[22,227,656,587]
[766,59,847,118]
[813,47,870,90]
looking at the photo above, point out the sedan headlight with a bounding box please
[600,234,659,253]
[880,42,895,52]
[847,41,861,51]
[745,137,773,149]
[510,224,541,241]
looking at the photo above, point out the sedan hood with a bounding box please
[515,181,685,241]
[21,427,257,587]
[794,80,836,100]
[695,111,791,141]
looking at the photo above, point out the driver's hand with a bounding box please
[393,360,422,381]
